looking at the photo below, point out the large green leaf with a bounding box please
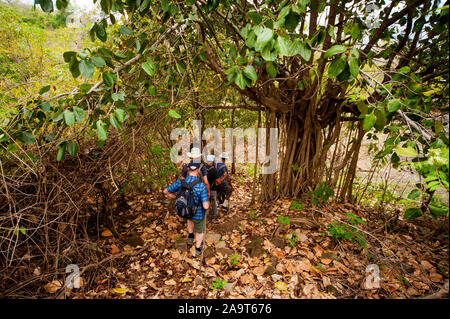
[19,131,35,144]
[67,141,78,157]
[168,109,181,119]
[327,57,346,78]
[297,40,311,61]
[114,109,125,122]
[255,27,274,51]
[102,71,116,88]
[235,71,247,90]
[396,145,418,157]
[38,0,54,12]
[57,142,66,162]
[39,85,51,95]
[363,112,376,131]
[94,23,107,42]
[110,114,123,130]
[91,56,106,68]
[404,207,422,220]
[284,11,300,32]
[243,65,258,81]
[407,189,421,200]
[348,57,359,77]
[261,45,277,61]
[387,99,401,112]
[96,120,108,141]
[275,36,298,57]
[324,45,346,59]
[63,110,75,126]
[73,107,85,123]
[79,59,95,78]
[142,59,156,77]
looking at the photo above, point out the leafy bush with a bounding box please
[308,182,334,206]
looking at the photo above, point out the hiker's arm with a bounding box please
[163,188,176,199]
[225,174,233,190]
[203,175,210,198]
[202,200,210,210]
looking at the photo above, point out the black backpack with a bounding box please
[174,179,201,219]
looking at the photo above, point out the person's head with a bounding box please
[206,154,215,166]
[220,152,229,163]
[187,147,202,163]
[187,161,201,176]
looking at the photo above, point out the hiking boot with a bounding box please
[187,237,194,247]
[193,248,202,258]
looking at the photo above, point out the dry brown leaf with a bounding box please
[110,244,120,255]
[429,272,443,283]
[101,229,113,237]
[165,279,177,286]
[253,265,265,276]
[44,280,62,293]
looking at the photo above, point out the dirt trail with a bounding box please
[69,176,448,299]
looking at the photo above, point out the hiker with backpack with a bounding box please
[216,152,233,210]
[204,154,221,219]
[163,161,210,258]
[180,147,210,198]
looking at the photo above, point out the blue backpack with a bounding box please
[174,179,201,219]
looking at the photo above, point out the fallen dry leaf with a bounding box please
[44,280,62,293]
[102,229,113,237]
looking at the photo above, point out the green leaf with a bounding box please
[235,71,247,90]
[119,26,133,36]
[284,11,300,32]
[255,27,274,51]
[297,40,311,61]
[266,62,277,78]
[111,93,125,101]
[79,59,95,78]
[110,114,123,130]
[102,71,116,88]
[242,65,258,81]
[407,189,421,200]
[38,0,54,12]
[429,205,449,217]
[142,59,156,77]
[67,141,78,157]
[63,51,77,63]
[73,106,85,123]
[40,102,51,112]
[63,110,75,126]
[404,207,422,220]
[57,142,66,162]
[328,57,346,78]
[91,56,106,68]
[168,109,181,119]
[261,45,277,61]
[387,99,401,112]
[95,23,107,42]
[363,112,376,131]
[396,145,418,157]
[19,131,35,144]
[324,45,346,59]
[275,36,298,57]
[114,109,125,122]
[19,225,27,235]
[348,57,359,77]
[39,85,51,95]
[357,101,368,115]
[247,11,262,25]
[96,120,108,141]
